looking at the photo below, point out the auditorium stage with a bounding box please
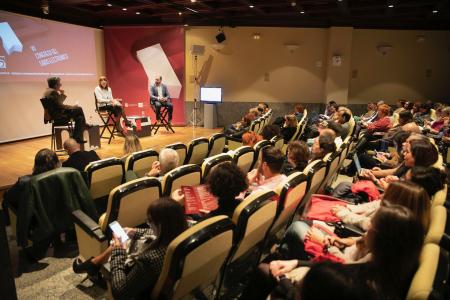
[0,126,222,190]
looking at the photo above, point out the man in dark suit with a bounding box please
[62,138,100,173]
[43,77,87,143]
[149,75,173,123]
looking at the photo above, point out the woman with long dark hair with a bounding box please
[72,197,188,299]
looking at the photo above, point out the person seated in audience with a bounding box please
[280,114,298,143]
[331,180,430,232]
[425,106,450,134]
[247,147,287,192]
[249,107,261,118]
[72,197,188,299]
[319,122,343,148]
[360,104,391,134]
[407,166,446,198]
[310,134,336,161]
[3,148,60,211]
[258,102,270,114]
[323,100,338,118]
[145,148,179,179]
[94,76,131,133]
[335,109,352,138]
[393,99,407,114]
[281,141,310,175]
[122,133,142,158]
[360,102,378,123]
[294,104,304,121]
[413,102,433,127]
[224,113,254,139]
[242,131,263,147]
[62,138,100,173]
[248,203,424,300]
[397,110,421,133]
[205,162,249,218]
[261,124,281,141]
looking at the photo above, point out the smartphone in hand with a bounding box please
[109,221,129,243]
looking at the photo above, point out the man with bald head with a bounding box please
[62,138,100,173]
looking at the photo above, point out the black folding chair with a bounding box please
[40,97,73,152]
[94,93,119,144]
[150,103,175,134]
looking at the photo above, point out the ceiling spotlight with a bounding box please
[184,24,189,27]
[388,4,394,8]
[249,5,254,8]
[338,0,343,2]
[291,2,297,7]
[122,8,127,11]
[300,10,305,14]
[253,33,261,40]
[178,12,182,15]
[136,12,140,15]
[191,0,196,2]
[107,3,112,7]
[432,10,438,14]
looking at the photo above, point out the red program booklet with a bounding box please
[182,185,218,215]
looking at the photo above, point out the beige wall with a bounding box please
[349,29,450,104]
[185,27,328,103]
[0,29,105,142]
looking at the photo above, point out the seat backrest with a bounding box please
[201,153,233,181]
[431,185,447,207]
[270,172,308,236]
[303,160,327,195]
[185,137,210,165]
[250,120,260,133]
[406,243,449,300]
[124,149,159,178]
[164,143,187,167]
[323,151,341,187]
[424,205,447,246]
[151,216,235,300]
[208,133,227,157]
[40,97,52,123]
[232,146,255,173]
[230,190,277,262]
[161,164,202,198]
[100,177,162,232]
[85,158,124,200]
[253,140,272,169]
[270,135,284,151]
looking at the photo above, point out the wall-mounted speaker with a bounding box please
[215,32,226,43]
[190,44,205,56]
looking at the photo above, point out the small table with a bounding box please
[127,116,152,137]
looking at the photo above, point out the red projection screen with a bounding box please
[104,26,185,125]
[0,10,96,81]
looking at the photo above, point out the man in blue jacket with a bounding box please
[149,75,173,123]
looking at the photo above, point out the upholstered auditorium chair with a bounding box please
[124,149,159,178]
[270,135,284,152]
[201,153,233,182]
[253,140,271,169]
[160,164,202,201]
[184,137,210,165]
[164,142,187,167]
[232,146,256,174]
[208,133,227,157]
[72,177,161,261]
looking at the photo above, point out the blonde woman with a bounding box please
[123,134,142,157]
[94,76,130,132]
[280,114,298,143]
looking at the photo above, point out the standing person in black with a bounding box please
[43,77,87,144]
[62,138,100,173]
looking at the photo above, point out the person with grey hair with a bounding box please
[146,148,179,179]
[43,77,87,144]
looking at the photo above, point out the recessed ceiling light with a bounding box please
[136,12,140,15]
[249,5,254,8]
[291,2,296,7]
[122,8,127,11]
[178,12,182,15]
[338,0,343,2]
[184,24,189,27]
[388,4,394,8]
[191,0,196,2]
[300,10,305,14]
[432,10,438,14]
[107,3,112,7]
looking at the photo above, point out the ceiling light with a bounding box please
[249,5,254,8]
[253,33,261,40]
[107,3,112,7]
[388,4,394,8]
[136,12,140,15]
[291,2,297,7]
[191,0,196,2]
[178,12,182,15]
[338,0,343,2]
[300,10,305,14]
[122,8,127,11]
[432,10,438,14]
[184,24,189,27]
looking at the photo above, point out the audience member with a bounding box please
[407,166,446,198]
[248,147,287,192]
[310,135,336,161]
[72,198,188,299]
[281,141,310,175]
[145,148,180,179]
[294,104,304,121]
[280,114,298,143]
[324,100,338,118]
[62,138,100,173]
[242,131,263,147]
[361,102,378,122]
[206,162,249,218]
[122,134,142,157]
[261,124,281,141]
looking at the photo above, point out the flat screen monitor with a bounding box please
[200,87,222,103]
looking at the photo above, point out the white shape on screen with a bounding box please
[136,43,182,98]
[200,87,222,102]
[0,22,23,55]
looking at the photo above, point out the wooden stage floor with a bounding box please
[0,126,222,189]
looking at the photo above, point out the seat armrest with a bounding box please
[72,210,106,241]
[440,233,450,252]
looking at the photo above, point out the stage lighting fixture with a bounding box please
[215,31,226,43]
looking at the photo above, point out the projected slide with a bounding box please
[0,11,97,81]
